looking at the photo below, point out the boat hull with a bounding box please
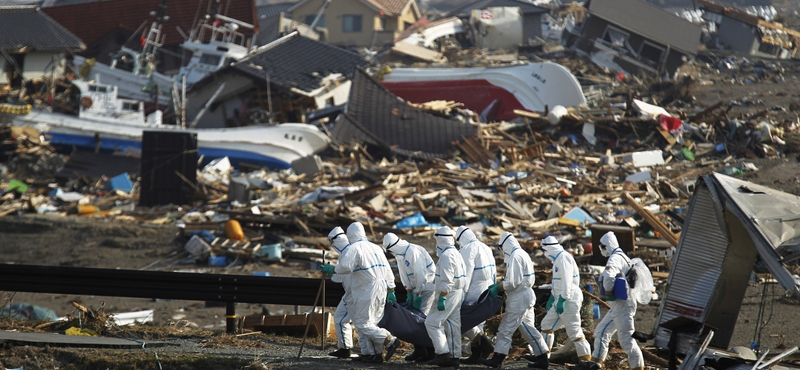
[381,62,586,121]
[13,113,330,170]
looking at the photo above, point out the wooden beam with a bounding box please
[622,192,680,247]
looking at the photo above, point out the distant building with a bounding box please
[446,0,549,43]
[0,6,84,87]
[564,0,701,78]
[697,0,799,59]
[288,0,421,47]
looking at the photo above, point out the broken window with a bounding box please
[602,27,628,48]
[758,42,780,56]
[343,15,362,32]
[639,41,665,64]
[305,14,325,28]
[199,54,221,66]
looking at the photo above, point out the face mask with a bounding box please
[599,243,610,257]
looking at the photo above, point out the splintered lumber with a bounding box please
[622,192,680,247]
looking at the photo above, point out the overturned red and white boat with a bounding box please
[380,62,586,122]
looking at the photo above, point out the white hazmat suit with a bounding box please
[481,232,549,368]
[539,236,591,361]
[329,227,355,354]
[383,233,436,315]
[456,226,496,355]
[334,222,397,361]
[592,231,644,370]
[425,226,467,366]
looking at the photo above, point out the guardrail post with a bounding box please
[226,302,236,333]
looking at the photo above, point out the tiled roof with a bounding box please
[0,6,85,52]
[367,0,410,15]
[332,68,477,159]
[447,0,549,17]
[256,1,294,18]
[42,0,258,47]
[229,31,369,93]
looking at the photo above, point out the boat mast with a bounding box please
[138,0,169,76]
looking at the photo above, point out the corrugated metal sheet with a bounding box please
[654,181,729,350]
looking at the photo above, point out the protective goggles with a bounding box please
[328,232,345,243]
[496,234,512,249]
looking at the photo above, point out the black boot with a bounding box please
[426,353,452,366]
[385,337,401,361]
[460,346,482,364]
[405,344,427,362]
[363,354,384,364]
[527,353,549,369]
[479,352,506,368]
[416,347,436,362]
[569,361,601,370]
[478,335,494,359]
[328,348,350,358]
[351,354,367,361]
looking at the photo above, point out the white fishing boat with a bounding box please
[12,80,330,169]
[71,2,253,105]
[380,62,587,122]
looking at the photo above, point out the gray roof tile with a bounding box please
[0,6,84,51]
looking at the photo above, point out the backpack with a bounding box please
[626,258,655,304]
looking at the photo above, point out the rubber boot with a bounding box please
[527,353,549,369]
[328,348,350,358]
[417,347,436,362]
[460,345,482,364]
[363,354,384,364]
[478,335,494,359]
[479,352,506,368]
[385,337,401,361]
[426,353,452,366]
[405,344,427,362]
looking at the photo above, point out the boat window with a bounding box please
[88,85,108,93]
[122,102,140,111]
[199,54,222,66]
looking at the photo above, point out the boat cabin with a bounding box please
[73,80,162,126]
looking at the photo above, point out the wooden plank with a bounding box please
[622,192,680,247]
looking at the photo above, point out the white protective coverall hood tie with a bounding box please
[425,226,467,362]
[491,232,549,357]
[539,235,591,360]
[592,231,644,368]
[328,227,355,352]
[455,225,497,356]
[336,222,396,358]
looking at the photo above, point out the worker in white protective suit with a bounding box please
[591,231,644,370]
[383,232,436,362]
[538,236,592,364]
[424,226,467,368]
[319,227,356,359]
[480,232,550,369]
[455,225,496,364]
[333,222,402,363]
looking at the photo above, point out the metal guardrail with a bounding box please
[0,264,348,333]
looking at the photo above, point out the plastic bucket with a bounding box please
[257,243,282,259]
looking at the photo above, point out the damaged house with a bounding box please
[697,0,799,59]
[0,6,84,88]
[287,0,421,48]
[185,31,369,128]
[331,68,477,159]
[654,173,800,356]
[563,0,701,78]
[446,0,549,44]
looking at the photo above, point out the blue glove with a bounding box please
[318,264,335,277]
[387,290,397,304]
[556,296,566,314]
[546,294,555,311]
[488,283,502,299]
[413,295,422,310]
[605,293,617,302]
[437,295,447,311]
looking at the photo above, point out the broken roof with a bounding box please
[655,172,800,351]
[584,0,701,54]
[697,0,800,40]
[0,6,85,52]
[221,31,369,93]
[256,1,295,19]
[289,0,417,17]
[42,0,258,47]
[332,68,477,159]
[447,0,549,18]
